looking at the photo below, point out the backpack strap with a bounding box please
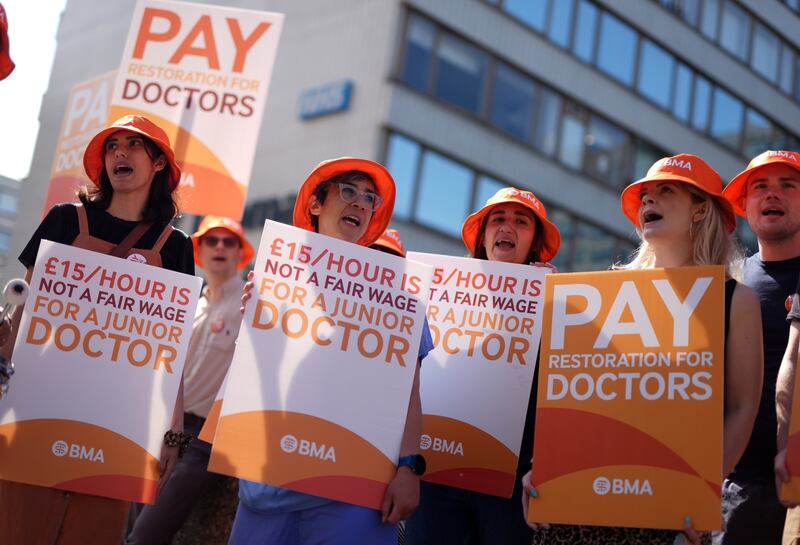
[110,221,153,258]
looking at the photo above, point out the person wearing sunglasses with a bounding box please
[124,216,253,544]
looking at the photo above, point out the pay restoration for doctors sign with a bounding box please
[528,267,724,531]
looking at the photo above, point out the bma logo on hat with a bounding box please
[768,150,798,162]
[661,158,693,170]
[506,189,541,210]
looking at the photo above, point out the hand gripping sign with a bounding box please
[0,241,202,503]
[42,71,116,216]
[111,0,284,219]
[407,252,545,498]
[529,267,724,531]
[207,221,432,510]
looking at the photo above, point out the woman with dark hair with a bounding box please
[404,186,560,545]
[0,115,194,545]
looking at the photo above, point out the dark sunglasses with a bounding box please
[201,235,240,248]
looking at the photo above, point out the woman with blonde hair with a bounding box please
[522,154,763,545]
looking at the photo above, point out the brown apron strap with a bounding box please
[110,221,153,258]
[151,224,174,253]
[75,204,89,235]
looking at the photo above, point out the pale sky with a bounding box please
[0,0,67,181]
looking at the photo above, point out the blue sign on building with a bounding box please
[299,80,353,120]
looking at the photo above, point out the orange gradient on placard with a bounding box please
[421,414,517,498]
[533,267,724,529]
[208,411,396,509]
[198,399,222,444]
[108,105,246,219]
[528,465,721,530]
[41,174,85,217]
[0,419,159,503]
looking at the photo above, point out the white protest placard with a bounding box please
[208,221,432,509]
[111,0,284,219]
[407,252,545,497]
[0,241,202,503]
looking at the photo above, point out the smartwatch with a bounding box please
[398,454,426,476]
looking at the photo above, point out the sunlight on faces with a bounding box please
[744,163,800,242]
[638,181,706,245]
[309,178,377,243]
[103,129,165,198]
[198,227,242,277]
[482,202,537,264]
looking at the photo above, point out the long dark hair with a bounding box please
[471,211,545,263]
[78,135,179,224]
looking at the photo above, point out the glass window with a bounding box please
[474,175,504,209]
[0,193,17,214]
[691,75,711,131]
[572,0,598,63]
[558,110,586,170]
[596,13,637,86]
[637,40,675,109]
[504,0,549,32]
[400,15,436,91]
[549,209,574,271]
[0,232,10,253]
[573,221,616,271]
[615,238,638,266]
[773,128,800,151]
[633,141,663,181]
[780,45,794,95]
[672,63,693,122]
[415,151,474,237]
[585,115,630,187]
[743,109,774,158]
[677,0,700,26]
[433,33,488,114]
[547,0,574,48]
[710,87,744,150]
[385,134,421,220]
[489,63,536,140]
[533,88,561,155]
[700,0,720,39]
[751,23,780,82]
[719,0,750,61]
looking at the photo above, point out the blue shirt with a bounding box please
[240,318,434,513]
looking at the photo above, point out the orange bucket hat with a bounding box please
[83,115,181,190]
[461,187,561,263]
[191,216,254,270]
[0,3,15,81]
[723,150,800,217]
[621,153,736,233]
[292,157,396,246]
[372,229,405,257]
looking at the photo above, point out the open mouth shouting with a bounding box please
[494,237,516,251]
[112,162,134,177]
[641,209,663,225]
[341,213,363,229]
[761,206,785,218]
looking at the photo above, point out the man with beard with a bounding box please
[721,150,800,544]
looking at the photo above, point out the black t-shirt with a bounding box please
[734,253,800,480]
[19,203,195,276]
